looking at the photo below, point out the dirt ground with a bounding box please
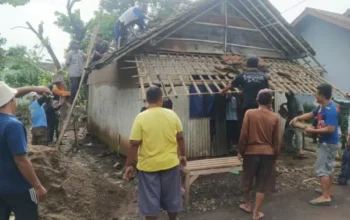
[31,130,343,220]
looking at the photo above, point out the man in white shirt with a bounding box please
[114,3,148,47]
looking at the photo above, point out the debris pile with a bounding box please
[29,146,127,220]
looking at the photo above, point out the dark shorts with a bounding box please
[0,188,38,220]
[137,165,182,216]
[242,155,276,193]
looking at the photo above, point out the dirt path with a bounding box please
[180,185,350,220]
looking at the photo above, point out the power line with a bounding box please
[281,0,309,14]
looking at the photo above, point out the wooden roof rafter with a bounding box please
[132,52,345,101]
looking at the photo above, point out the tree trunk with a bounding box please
[26,22,61,70]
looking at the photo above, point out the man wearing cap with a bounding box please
[61,41,87,103]
[28,93,50,146]
[221,56,269,118]
[0,81,47,219]
[238,89,280,220]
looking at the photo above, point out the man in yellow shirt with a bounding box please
[124,86,186,220]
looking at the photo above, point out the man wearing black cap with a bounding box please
[221,56,269,118]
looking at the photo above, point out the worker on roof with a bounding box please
[220,56,269,119]
[114,3,149,47]
[91,33,110,63]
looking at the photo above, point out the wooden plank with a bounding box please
[188,157,240,164]
[191,55,221,91]
[152,53,169,97]
[135,56,147,100]
[167,76,178,97]
[199,75,213,95]
[184,171,190,205]
[189,175,199,185]
[179,75,190,95]
[190,167,242,176]
[188,162,242,171]
[189,75,202,95]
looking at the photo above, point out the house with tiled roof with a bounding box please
[86,0,344,158]
[292,7,350,93]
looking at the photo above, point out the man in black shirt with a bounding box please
[91,34,110,62]
[221,56,269,118]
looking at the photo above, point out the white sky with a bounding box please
[0,0,349,62]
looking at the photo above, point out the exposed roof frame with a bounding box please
[241,0,299,54]
[194,22,259,31]
[225,0,279,52]
[155,2,222,44]
[88,0,317,71]
[232,0,289,53]
[256,0,326,73]
[161,37,280,52]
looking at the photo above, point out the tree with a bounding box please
[0,0,30,7]
[2,45,52,87]
[11,22,62,70]
[0,35,6,73]
[54,0,86,42]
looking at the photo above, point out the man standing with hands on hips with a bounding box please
[124,86,186,220]
[290,83,339,206]
[0,81,48,219]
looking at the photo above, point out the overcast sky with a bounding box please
[0,0,349,62]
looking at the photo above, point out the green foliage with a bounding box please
[86,11,118,43]
[54,9,86,42]
[0,0,30,6]
[2,45,52,87]
[16,100,31,126]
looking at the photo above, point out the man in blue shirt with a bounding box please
[28,93,49,146]
[114,3,148,47]
[0,81,48,220]
[290,83,339,206]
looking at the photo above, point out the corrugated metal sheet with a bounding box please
[274,92,287,136]
[89,81,212,159]
[172,87,211,158]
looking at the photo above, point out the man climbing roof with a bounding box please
[114,3,149,47]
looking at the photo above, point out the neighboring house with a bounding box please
[86,0,343,159]
[292,8,350,93]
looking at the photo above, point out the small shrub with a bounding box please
[16,100,31,126]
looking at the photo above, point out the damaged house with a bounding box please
[86,0,344,158]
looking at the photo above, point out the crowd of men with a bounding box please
[123,56,349,220]
[0,53,349,220]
